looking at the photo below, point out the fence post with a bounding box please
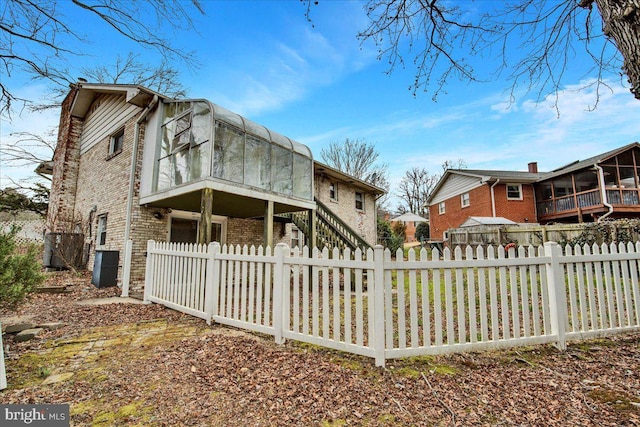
[143,240,155,304]
[373,245,386,367]
[121,239,133,297]
[205,242,220,325]
[544,241,567,350]
[273,243,288,345]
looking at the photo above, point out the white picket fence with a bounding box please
[143,240,640,367]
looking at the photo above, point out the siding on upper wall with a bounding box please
[430,174,484,205]
[80,93,141,155]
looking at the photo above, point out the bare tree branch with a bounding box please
[0,0,203,117]
[326,0,638,106]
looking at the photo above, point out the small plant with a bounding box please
[38,366,51,378]
[0,225,46,309]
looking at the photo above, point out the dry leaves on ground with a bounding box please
[1,271,640,426]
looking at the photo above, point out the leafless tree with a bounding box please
[0,131,55,178]
[80,54,188,98]
[396,167,439,217]
[0,0,203,117]
[441,158,467,172]
[320,138,390,189]
[396,160,466,215]
[306,1,640,108]
[320,138,391,211]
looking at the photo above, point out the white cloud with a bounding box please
[200,7,376,117]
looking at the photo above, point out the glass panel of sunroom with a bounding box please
[293,153,312,199]
[272,144,293,195]
[189,142,210,181]
[157,156,172,191]
[245,136,271,190]
[173,149,189,186]
[213,122,244,183]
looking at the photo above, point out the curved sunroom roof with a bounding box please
[210,102,312,158]
[153,98,314,205]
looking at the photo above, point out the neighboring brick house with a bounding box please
[44,82,383,295]
[427,142,640,241]
[426,166,542,241]
[390,212,428,242]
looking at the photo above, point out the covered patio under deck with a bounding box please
[139,99,316,247]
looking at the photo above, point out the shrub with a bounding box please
[415,222,430,242]
[0,226,45,309]
[377,219,404,253]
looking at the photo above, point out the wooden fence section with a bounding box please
[143,240,640,367]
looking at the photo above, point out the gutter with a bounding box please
[490,178,500,217]
[121,95,159,296]
[595,163,614,222]
[124,95,159,243]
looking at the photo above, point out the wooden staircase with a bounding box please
[286,198,372,252]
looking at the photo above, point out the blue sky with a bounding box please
[2,1,639,211]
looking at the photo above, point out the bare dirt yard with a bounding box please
[2,271,640,426]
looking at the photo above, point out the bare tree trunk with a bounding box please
[594,0,640,99]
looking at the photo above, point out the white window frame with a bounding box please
[291,226,304,249]
[329,182,338,201]
[461,192,470,208]
[507,183,523,200]
[109,127,125,156]
[438,201,446,215]
[443,231,449,241]
[97,214,108,246]
[167,210,227,245]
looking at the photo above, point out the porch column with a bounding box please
[307,208,317,250]
[199,188,214,245]
[264,200,274,248]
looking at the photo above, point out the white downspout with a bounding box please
[121,95,159,297]
[490,179,500,217]
[595,164,614,222]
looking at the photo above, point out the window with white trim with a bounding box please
[507,184,523,200]
[291,226,304,249]
[329,182,338,200]
[438,201,446,215]
[97,214,107,246]
[461,192,470,207]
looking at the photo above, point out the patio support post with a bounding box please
[264,200,274,249]
[307,208,317,250]
[199,188,214,245]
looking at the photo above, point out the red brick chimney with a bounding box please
[528,162,538,173]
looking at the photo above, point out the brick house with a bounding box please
[426,166,543,241]
[427,142,640,241]
[44,82,384,295]
[390,212,429,243]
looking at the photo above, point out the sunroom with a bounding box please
[139,99,315,245]
[535,143,640,223]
